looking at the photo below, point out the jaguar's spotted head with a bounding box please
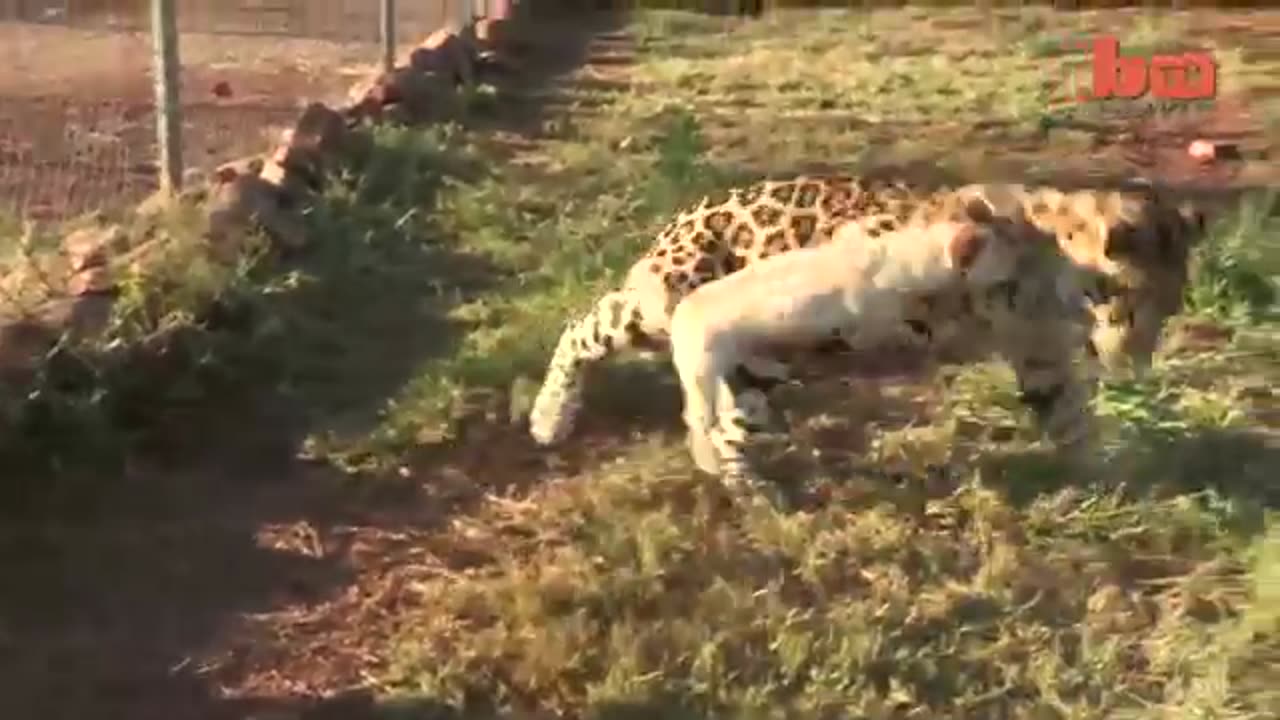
[1024,185,1209,375]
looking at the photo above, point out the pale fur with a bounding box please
[669,220,1024,483]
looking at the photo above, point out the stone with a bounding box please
[286,103,348,159]
[258,103,348,194]
[64,293,115,338]
[473,17,510,52]
[410,27,475,89]
[135,184,209,220]
[400,70,459,123]
[206,174,308,255]
[214,155,266,184]
[0,291,113,383]
[66,266,115,296]
[61,225,124,272]
[257,157,308,199]
[117,237,167,277]
[0,314,57,378]
[344,71,405,124]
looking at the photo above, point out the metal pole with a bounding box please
[380,0,396,73]
[151,0,182,195]
[452,0,471,29]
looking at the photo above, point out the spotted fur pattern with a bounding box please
[528,175,1208,476]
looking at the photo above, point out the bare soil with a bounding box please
[0,6,449,223]
[0,7,1275,720]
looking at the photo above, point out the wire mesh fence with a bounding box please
[0,0,483,226]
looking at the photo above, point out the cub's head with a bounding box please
[942,221,1020,286]
[1021,186,1209,376]
[945,190,1078,294]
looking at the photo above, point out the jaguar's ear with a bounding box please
[947,223,987,271]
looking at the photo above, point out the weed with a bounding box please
[1186,190,1280,324]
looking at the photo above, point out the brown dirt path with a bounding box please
[0,7,1275,720]
[0,13,632,720]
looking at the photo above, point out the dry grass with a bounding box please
[1,7,1277,718]
[314,8,1277,719]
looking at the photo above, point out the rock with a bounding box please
[285,103,348,160]
[206,173,308,255]
[351,67,456,125]
[473,17,510,53]
[400,70,459,123]
[408,27,475,89]
[66,266,115,296]
[118,237,167,277]
[212,80,233,98]
[349,70,401,106]
[0,291,114,382]
[344,70,403,123]
[257,157,309,200]
[135,184,209,220]
[29,293,114,339]
[63,293,114,338]
[475,49,516,81]
[61,225,123,272]
[0,314,57,378]
[213,154,266,185]
[258,103,348,194]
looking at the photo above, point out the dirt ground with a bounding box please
[0,7,1277,720]
[0,2,459,223]
[0,14,627,720]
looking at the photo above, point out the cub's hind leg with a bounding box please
[698,363,791,508]
[708,381,788,508]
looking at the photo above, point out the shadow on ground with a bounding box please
[221,691,724,720]
[466,9,631,141]
[0,10,634,720]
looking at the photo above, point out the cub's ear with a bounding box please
[947,223,987,271]
[962,195,996,225]
[960,184,1026,223]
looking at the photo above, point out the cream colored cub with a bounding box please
[668,217,1068,501]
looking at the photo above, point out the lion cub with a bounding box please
[669,215,1079,502]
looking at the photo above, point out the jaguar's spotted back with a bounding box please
[527,174,1209,451]
[640,176,927,296]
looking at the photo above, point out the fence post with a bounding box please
[452,0,471,29]
[380,0,396,73]
[150,0,182,196]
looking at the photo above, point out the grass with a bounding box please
[1,6,1277,719]
[362,10,1279,719]
[0,123,490,508]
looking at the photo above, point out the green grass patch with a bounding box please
[0,7,1276,716]
[0,123,496,509]
[353,9,1280,718]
